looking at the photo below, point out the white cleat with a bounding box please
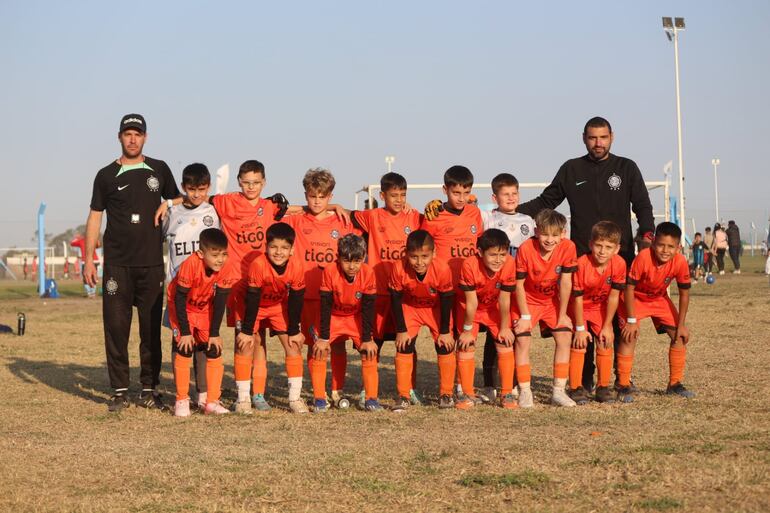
[551,388,577,407]
[518,386,534,408]
[205,401,231,415]
[289,399,310,414]
[174,399,191,417]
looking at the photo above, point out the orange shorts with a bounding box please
[170,311,211,343]
[373,294,394,340]
[329,314,365,349]
[618,297,678,334]
[570,306,608,337]
[402,304,442,340]
[227,281,289,334]
[455,304,501,340]
[512,299,572,336]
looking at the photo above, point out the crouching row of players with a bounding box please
[168,212,693,416]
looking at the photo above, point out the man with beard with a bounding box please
[84,114,180,412]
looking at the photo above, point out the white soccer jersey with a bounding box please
[481,209,534,257]
[163,202,220,281]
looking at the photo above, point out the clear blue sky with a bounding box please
[2,0,768,247]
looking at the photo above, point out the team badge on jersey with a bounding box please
[429,287,437,294]
[495,282,501,289]
[147,175,160,192]
[521,224,530,236]
[664,277,672,284]
[203,215,214,227]
[331,229,340,239]
[258,207,264,217]
[555,266,562,274]
[106,278,118,295]
[355,291,362,299]
[404,226,412,235]
[470,224,478,234]
[608,173,622,191]
[606,277,612,284]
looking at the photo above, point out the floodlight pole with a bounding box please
[711,158,720,224]
[664,17,686,238]
[385,155,395,174]
[37,202,46,297]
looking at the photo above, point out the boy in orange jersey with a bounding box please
[568,221,627,405]
[389,230,456,411]
[167,228,239,417]
[513,209,578,408]
[455,229,518,410]
[229,222,308,413]
[284,168,358,408]
[311,234,380,412]
[617,222,693,402]
[351,172,422,404]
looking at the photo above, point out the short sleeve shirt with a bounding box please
[320,263,377,316]
[167,254,239,316]
[573,253,626,309]
[90,157,179,266]
[247,253,306,307]
[388,259,453,309]
[481,210,535,257]
[627,248,691,301]
[516,238,578,305]
[163,202,220,281]
[459,254,517,310]
[420,204,483,282]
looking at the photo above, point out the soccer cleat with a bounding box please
[204,401,230,415]
[500,393,519,410]
[288,399,310,414]
[666,382,696,398]
[719,270,725,275]
[251,394,272,412]
[518,387,534,408]
[614,379,638,394]
[438,394,455,409]
[455,394,475,410]
[108,392,130,413]
[137,390,169,411]
[594,386,616,404]
[616,386,635,403]
[409,389,423,406]
[358,390,366,410]
[174,399,191,417]
[364,398,384,411]
[568,386,590,405]
[232,400,253,415]
[478,386,497,404]
[313,398,329,413]
[391,397,410,412]
[551,388,577,407]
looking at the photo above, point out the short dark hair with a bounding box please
[655,222,682,241]
[705,227,712,232]
[477,228,510,252]
[591,221,622,245]
[583,116,612,134]
[337,233,367,261]
[380,172,407,192]
[199,228,228,251]
[406,229,434,253]
[443,165,474,188]
[491,173,519,196]
[694,231,702,238]
[238,160,265,179]
[181,163,211,187]
[266,222,295,246]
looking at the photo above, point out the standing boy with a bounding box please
[618,222,694,402]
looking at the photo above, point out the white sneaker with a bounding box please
[518,386,534,408]
[174,399,191,417]
[204,401,230,415]
[232,399,253,415]
[551,388,577,407]
[289,399,309,414]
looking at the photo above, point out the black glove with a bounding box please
[268,193,289,220]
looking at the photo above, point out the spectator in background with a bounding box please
[726,220,742,274]
[712,223,728,275]
[703,226,715,275]
[22,257,28,280]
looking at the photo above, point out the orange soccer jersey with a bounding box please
[457,254,517,338]
[572,253,627,334]
[319,263,377,345]
[211,193,278,276]
[167,253,240,341]
[388,258,454,339]
[228,253,305,333]
[514,237,577,329]
[421,204,483,283]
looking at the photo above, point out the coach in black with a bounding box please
[84,114,180,412]
[518,117,655,395]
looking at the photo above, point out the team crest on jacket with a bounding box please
[608,173,622,191]
[203,215,214,227]
[521,225,530,236]
[331,229,340,239]
[147,176,160,192]
[470,224,478,234]
[106,278,118,295]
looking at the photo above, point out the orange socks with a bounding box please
[496,347,515,395]
[395,352,414,399]
[205,357,224,403]
[331,348,347,392]
[174,354,192,401]
[309,356,327,400]
[669,346,686,385]
[616,353,634,387]
[554,362,569,380]
[285,354,303,379]
[516,363,531,386]
[361,357,379,400]
[596,347,613,387]
[252,358,267,395]
[569,349,586,390]
[457,351,476,397]
[234,353,252,382]
[437,353,457,396]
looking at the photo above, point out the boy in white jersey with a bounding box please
[478,173,534,402]
[162,163,220,409]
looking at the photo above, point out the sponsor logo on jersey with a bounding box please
[608,173,622,191]
[106,278,118,295]
[378,226,387,233]
[303,228,313,235]
[203,215,214,227]
[147,176,160,192]
[520,224,530,236]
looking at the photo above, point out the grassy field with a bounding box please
[1,257,769,512]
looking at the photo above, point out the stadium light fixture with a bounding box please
[662,16,687,237]
[385,155,395,173]
[711,158,720,224]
